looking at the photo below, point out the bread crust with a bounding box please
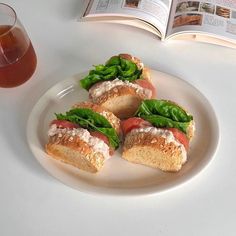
[187,120,195,140]
[91,85,147,119]
[72,101,121,134]
[45,131,105,173]
[122,132,185,172]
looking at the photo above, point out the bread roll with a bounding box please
[122,127,187,172]
[46,127,110,173]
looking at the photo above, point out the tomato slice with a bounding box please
[51,120,79,129]
[121,117,152,136]
[135,79,156,98]
[166,128,189,151]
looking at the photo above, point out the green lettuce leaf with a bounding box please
[136,99,193,134]
[79,56,142,90]
[140,115,191,134]
[55,108,120,149]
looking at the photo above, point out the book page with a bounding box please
[166,0,236,43]
[82,0,172,37]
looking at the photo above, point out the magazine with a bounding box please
[81,0,236,48]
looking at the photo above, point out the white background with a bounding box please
[1,0,236,235]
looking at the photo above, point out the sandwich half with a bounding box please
[80,54,156,119]
[121,99,195,172]
[45,102,120,173]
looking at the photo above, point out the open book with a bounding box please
[81,0,236,48]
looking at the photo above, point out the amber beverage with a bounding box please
[0,4,37,88]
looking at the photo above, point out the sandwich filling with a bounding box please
[48,124,110,160]
[89,78,152,102]
[127,127,187,164]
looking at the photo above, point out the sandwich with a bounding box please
[121,99,195,172]
[45,102,120,173]
[80,54,156,119]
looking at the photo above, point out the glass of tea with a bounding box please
[0,3,37,88]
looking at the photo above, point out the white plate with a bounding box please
[27,70,220,196]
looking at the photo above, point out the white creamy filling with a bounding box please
[89,78,152,100]
[129,127,187,164]
[48,124,110,160]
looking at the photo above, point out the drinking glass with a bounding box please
[0,3,37,88]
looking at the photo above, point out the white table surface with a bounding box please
[1,0,236,235]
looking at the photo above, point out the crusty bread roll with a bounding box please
[90,85,150,119]
[45,102,121,173]
[122,128,187,172]
[88,54,154,119]
[46,129,107,173]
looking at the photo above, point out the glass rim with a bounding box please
[0,3,17,37]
